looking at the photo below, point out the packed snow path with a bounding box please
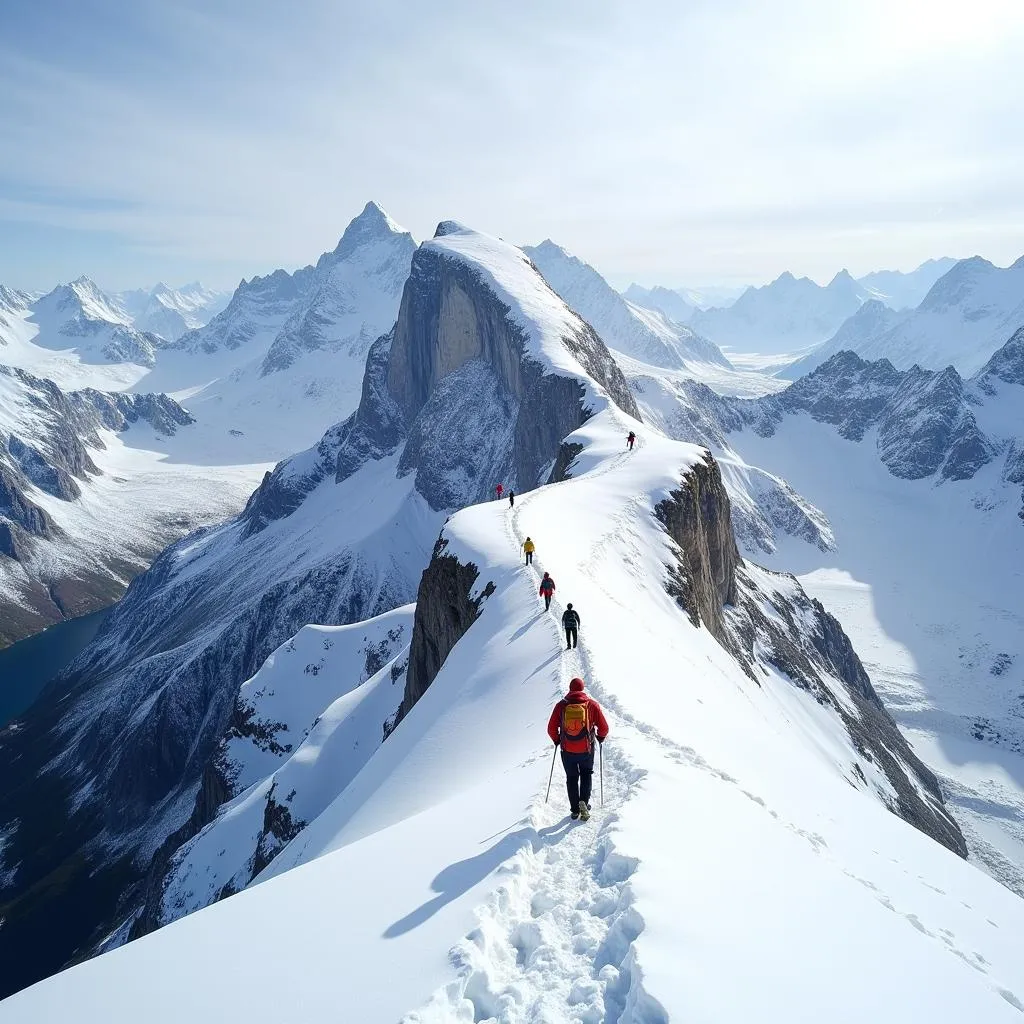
[407,473,668,1022]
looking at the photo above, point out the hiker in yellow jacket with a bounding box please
[523,536,535,566]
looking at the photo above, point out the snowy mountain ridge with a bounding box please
[786,254,1024,378]
[524,240,731,370]
[8,377,1024,1024]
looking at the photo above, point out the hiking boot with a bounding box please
[578,800,591,822]
[570,810,580,820]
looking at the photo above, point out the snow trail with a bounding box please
[403,468,671,1022]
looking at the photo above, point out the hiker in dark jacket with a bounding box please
[539,572,555,610]
[509,490,515,508]
[547,677,609,820]
[562,603,580,649]
[626,430,636,451]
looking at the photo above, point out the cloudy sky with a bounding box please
[2,0,1023,293]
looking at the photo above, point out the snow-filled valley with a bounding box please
[3,212,1024,1024]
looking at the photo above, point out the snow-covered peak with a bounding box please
[34,277,132,327]
[432,219,470,238]
[690,266,869,354]
[791,255,1024,378]
[917,255,1014,314]
[523,238,730,370]
[425,227,596,374]
[325,201,412,264]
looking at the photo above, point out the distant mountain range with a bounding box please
[785,256,1024,378]
[625,258,961,356]
[116,282,230,341]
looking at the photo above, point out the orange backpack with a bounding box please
[561,700,591,748]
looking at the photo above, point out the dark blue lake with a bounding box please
[0,609,109,725]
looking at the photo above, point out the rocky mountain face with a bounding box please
[689,269,870,355]
[0,365,194,644]
[525,240,730,369]
[738,352,996,482]
[791,255,1024,378]
[627,369,836,555]
[655,455,964,855]
[0,221,640,998]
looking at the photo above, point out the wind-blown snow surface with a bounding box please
[524,240,730,370]
[787,255,1024,379]
[7,412,1024,1023]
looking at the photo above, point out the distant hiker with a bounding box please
[496,483,504,500]
[539,572,556,611]
[627,431,636,451]
[562,603,580,649]
[509,490,515,508]
[523,536,535,565]
[548,677,609,821]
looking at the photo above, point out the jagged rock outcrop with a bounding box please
[393,538,495,729]
[655,453,739,642]
[653,451,966,857]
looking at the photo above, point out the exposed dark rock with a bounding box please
[655,452,740,642]
[547,442,585,483]
[391,536,496,730]
[651,449,966,858]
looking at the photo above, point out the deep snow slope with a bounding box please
[0,364,262,645]
[0,220,638,998]
[638,336,1024,895]
[6,409,1024,1024]
[788,255,1024,378]
[525,240,730,369]
[689,268,869,355]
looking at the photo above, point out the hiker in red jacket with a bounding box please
[547,677,609,820]
[496,483,504,500]
[538,572,556,611]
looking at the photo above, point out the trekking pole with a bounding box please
[544,744,557,803]
[600,741,605,807]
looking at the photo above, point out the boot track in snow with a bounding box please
[403,472,669,1022]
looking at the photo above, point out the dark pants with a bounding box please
[526,551,533,565]
[562,749,594,811]
[543,593,552,610]
[565,627,577,649]
[509,495,514,507]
